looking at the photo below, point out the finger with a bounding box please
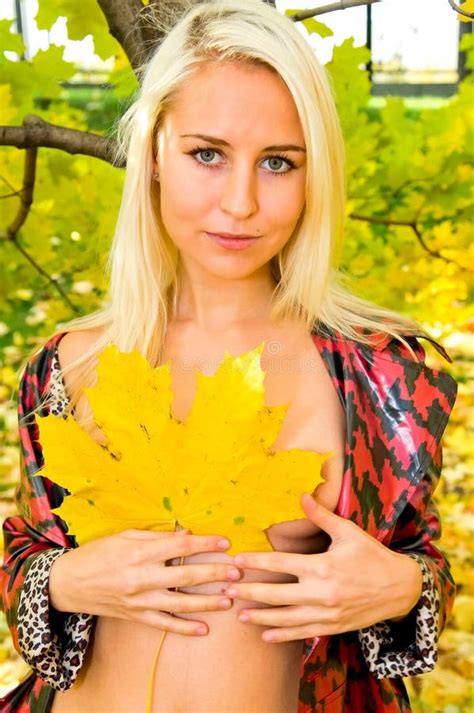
[135,608,209,636]
[232,551,312,577]
[301,493,353,543]
[133,534,232,564]
[238,605,316,628]
[118,528,189,540]
[225,581,302,605]
[261,623,326,644]
[144,563,242,589]
[155,590,234,614]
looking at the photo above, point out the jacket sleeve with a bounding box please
[358,442,456,678]
[0,341,94,691]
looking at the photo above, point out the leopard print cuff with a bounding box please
[17,548,94,691]
[358,554,439,679]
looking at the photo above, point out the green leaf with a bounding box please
[0,18,25,56]
[302,18,333,38]
[36,0,120,60]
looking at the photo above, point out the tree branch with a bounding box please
[288,0,473,23]
[288,0,381,23]
[350,213,468,271]
[0,114,120,165]
[9,239,81,313]
[0,147,80,312]
[0,188,23,200]
[6,146,37,238]
[97,0,151,72]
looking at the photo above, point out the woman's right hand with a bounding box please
[48,529,243,636]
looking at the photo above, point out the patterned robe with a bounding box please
[0,326,458,712]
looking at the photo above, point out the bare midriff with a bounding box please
[51,324,345,713]
[51,558,307,712]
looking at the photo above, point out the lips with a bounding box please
[210,233,258,239]
[205,232,260,251]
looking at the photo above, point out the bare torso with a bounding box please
[51,320,345,713]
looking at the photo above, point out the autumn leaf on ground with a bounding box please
[34,342,329,554]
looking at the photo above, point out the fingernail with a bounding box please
[226,569,241,580]
[226,587,238,597]
[218,598,232,609]
[217,538,231,549]
[196,626,207,635]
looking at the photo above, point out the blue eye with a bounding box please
[187,147,296,176]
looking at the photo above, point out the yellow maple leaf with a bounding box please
[35,342,329,554]
[457,0,474,22]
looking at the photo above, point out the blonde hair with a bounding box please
[19,0,429,431]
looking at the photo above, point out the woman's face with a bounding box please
[154,60,307,282]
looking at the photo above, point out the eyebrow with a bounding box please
[180,133,306,153]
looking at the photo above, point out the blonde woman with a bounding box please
[1,1,457,712]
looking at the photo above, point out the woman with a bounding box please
[0,1,457,711]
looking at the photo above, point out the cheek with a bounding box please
[288,175,306,214]
[159,176,213,244]
[263,176,306,220]
[162,167,210,215]
[263,189,306,245]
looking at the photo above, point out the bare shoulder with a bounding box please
[57,327,106,368]
[56,327,107,401]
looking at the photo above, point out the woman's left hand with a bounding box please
[224,493,423,643]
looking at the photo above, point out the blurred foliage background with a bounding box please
[0,1,473,711]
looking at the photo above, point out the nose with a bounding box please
[219,162,258,219]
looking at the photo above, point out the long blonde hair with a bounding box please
[20,0,429,430]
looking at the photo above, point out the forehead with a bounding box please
[163,61,304,142]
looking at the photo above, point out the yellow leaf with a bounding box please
[36,343,329,554]
[457,0,474,22]
[0,84,16,124]
[452,595,474,632]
